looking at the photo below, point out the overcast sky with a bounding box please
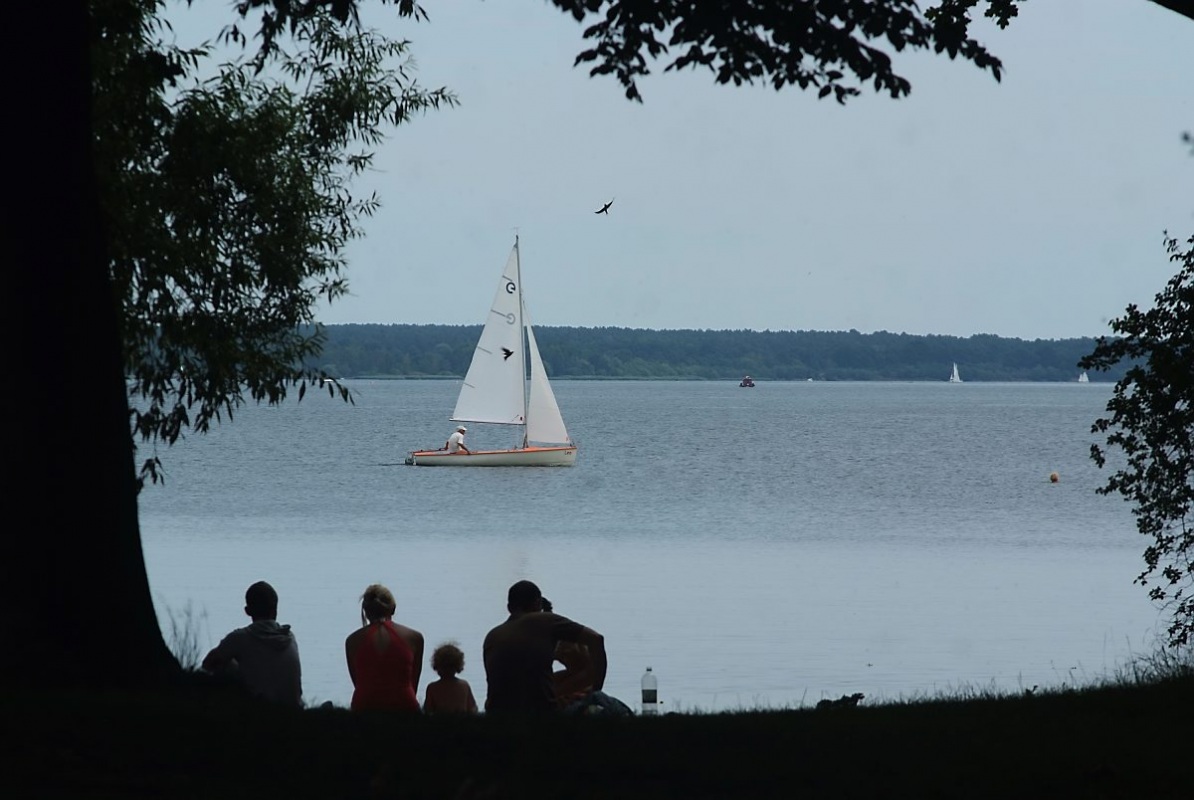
[171,1,1193,340]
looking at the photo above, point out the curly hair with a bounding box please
[360,584,397,625]
[431,641,466,676]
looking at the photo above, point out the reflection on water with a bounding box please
[140,380,1161,710]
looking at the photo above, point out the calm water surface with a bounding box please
[139,380,1161,711]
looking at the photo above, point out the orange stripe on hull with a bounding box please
[405,446,577,467]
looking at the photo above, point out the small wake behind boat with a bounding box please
[405,237,576,467]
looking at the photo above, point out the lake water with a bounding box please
[138,380,1163,712]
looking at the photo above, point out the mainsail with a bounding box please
[452,247,526,426]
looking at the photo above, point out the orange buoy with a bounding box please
[1049,472,1060,483]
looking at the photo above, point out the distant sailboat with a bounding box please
[949,363,963,383]
[1078,371,1090,383]
[404,237,576,467]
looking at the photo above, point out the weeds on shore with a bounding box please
[1107,642,1193,685]
[676,642,1193,715]
[163,600,208,670]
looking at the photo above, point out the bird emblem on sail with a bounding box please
[502,347,514,361]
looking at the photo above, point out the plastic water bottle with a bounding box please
[640,666,658,715]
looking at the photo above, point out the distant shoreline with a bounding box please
[309,324,1120,383]
[333,375,1106,383]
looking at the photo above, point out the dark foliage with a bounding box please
[96,1,454,486]
[235,1,1027,103]
[1081,233,1194,646]
[547,0,1020,102]
[8,674,1194,799]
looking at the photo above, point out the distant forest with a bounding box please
[308,324,1122,382]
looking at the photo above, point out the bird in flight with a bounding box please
[595,198,614,215]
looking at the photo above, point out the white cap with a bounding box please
[457,426,467,432]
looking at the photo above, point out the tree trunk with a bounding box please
[4,3,179,688]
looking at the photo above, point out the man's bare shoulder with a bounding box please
[392,621,422,638]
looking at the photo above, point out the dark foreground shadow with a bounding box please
[5,672,1192,799]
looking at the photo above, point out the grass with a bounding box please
[5,648,1190,799]
[162,599,209,671]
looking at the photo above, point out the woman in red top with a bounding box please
[345,584,424,712]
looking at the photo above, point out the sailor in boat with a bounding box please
[739,375,755,387]
[445,425,470,455]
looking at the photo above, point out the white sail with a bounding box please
[525,321,570,445]
[949,363,962,383]
[1078,371,1089,383]
[452,245,526,425]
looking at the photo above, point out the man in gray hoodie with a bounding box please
[202,581,303,707]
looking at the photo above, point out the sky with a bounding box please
[168,0,1193,340]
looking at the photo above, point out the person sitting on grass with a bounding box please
[482,580,607,714]
[423,641,479,714]
[345,583,424,713]
[541,597,596,709]
[201,580,303,707]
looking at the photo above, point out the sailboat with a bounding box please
[405,237,577,467]
[1078,371,1090,383]
[949,362,963,383]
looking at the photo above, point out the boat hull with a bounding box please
[405,446,577,467]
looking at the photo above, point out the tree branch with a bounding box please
[1148,0,1194,23]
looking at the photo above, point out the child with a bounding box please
[541,597,595,709]
[423,641,478,714]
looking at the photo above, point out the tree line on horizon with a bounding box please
[310,324,1125,382]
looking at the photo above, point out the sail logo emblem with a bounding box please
[502,347,514,361]
[505,280,516,294]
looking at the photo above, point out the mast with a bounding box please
[514,236,529,447]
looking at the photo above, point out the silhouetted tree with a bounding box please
[7,0,447,690]
[1081,230,1194,647]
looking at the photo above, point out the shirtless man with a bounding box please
[482,580,607,714]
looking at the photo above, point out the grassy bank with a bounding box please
[5,667,1191,799]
